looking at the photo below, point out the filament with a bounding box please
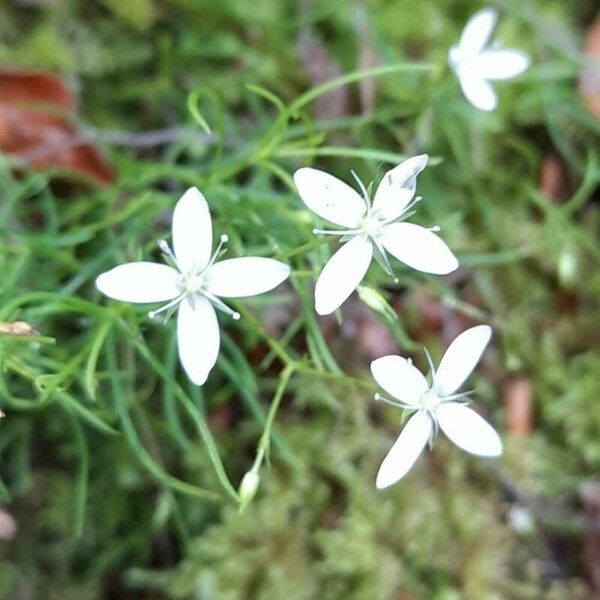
[148,293,185,320]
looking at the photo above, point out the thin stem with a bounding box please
[251,364,295,474]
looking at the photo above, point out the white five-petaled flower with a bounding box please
[448,8,530,112]
[96,187,290,385]
[370,325,502,489]
[293,155,458,316]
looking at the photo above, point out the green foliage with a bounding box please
[0,0,599,598]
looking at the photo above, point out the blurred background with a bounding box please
[0,0,600,598]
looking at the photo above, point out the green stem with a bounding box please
[251,364,295,474]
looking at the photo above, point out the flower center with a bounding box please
[362,214,384,237]
[421,390,441,412]
[180,272,206,295]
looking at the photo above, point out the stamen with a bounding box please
[202,234,229,272]
[372,238,399,283]
[158,239,179,267]
[148,293,185,320]
[423,347,436,381]
[351,170,371,208]
[312,227,361,236]
[374,393,413,409]
[203,291,240,320]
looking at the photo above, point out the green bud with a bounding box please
[558,247,578,289]
[238,470,260,511]
[357,286,396,321]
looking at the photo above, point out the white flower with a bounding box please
[370,325,502,488]
[96,187,290,385]
[293,155,458,315]
[448,8,530,111]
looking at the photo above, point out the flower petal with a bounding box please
[207,258,290,298]
[314,236,373,315]
[370,355,428,407]
[177,296,219,385]
[380,222,458,275]
[372,155,428,223]
[457,71,498,111]
[172,187,213,274]
[471,50,530,81]
[436,402,502,456]
[458,8,497,58]
[96,262,180,303]
[376,411,432,489]
[293,168,367,228]
[434,325,492,396]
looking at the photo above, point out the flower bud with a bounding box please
[357,286,396,321]
[238,470,260,510]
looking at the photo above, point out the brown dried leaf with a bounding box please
[539,154,569,202]
[297,29,350,120]
[353,7,379,115]
[0,509,17,541]
[580,481,600,590]
[580,11,600,120]
[503,375,533,437]
[0,68,113,186]
[0,321,39,336]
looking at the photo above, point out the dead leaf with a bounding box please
[579,11,600,120]
[0,509,16,541]
[580,481,600,590]
[539,154,569,202]
[0,68,113,186]
[352,7,379,115]
[0,321,39,336]
[0,68,75,110]
[297,28,350,120]
[503,375,533,437]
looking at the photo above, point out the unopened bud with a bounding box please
[238,470,260,510]
[357,286,396,321]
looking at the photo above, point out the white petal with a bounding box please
[372,155,428,223]
[314,236,373,315]
[370,356,428,407]
[436,403,502,456]
[177,296,219,385]
[376,411,432,489]
[172,187,213,274]
[434,325,492,396]
[96,262,180,303]
[293,168,367,228]
[471,50,530,80]
[206,258,290,298]
[458,8,497,58]
[457,71,498,111]
[380,222,458,275]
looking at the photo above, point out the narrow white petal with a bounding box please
[380,222,458,275]
[458,8,497,58]
[436,403,502,456]
[458,71,498,111]
[206,258,290,298]
[96,262,180,303]
[293,168,367,228]
[372,155,428,223]
[434,325,492,396]
[370,356,428,407]
[314,236,373,315]
[177,296,219,385]
[376,411,432,489]
[471,50,530,80]
[172,187,213,274]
